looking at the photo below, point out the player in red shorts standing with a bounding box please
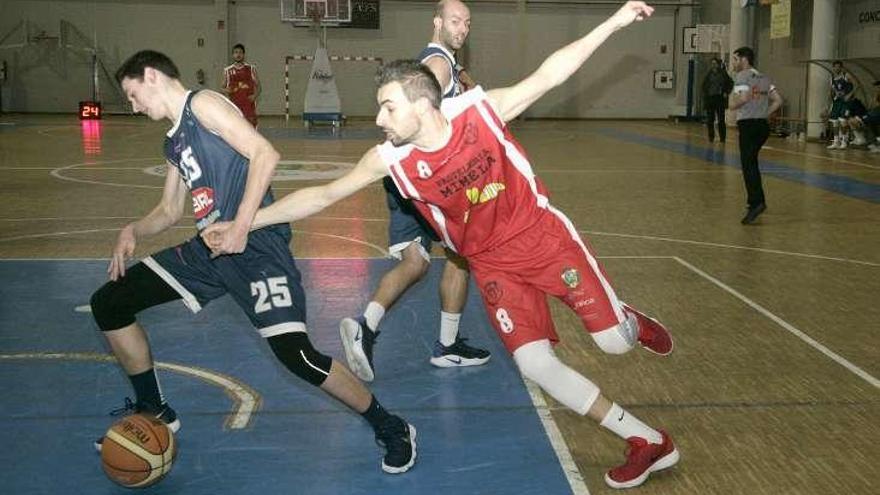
[205,2,679,489]
[222,43,260,127]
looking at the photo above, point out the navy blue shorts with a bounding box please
[829,98,847,120]
[144,228,306,338]
[383,177,439,259]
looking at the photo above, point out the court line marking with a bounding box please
[1,221,876,267]
[624,121,880,170]
[523,379,590,495]
[583,230,880,268]
[0,226,388,256]
[0,215,388,223]
[673,256,880,389]
[0,352,261,429]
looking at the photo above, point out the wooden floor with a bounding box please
[1,114,878,494]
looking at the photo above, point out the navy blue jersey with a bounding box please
[164,91,290,239]
[831,74,853,99]
[418,43,462,99]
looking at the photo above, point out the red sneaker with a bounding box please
[605,430,679,489]
[622,304,674,356]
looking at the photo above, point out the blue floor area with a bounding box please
[598,128,880,203]
[0,260,573,495]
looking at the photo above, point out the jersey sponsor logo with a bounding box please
[561,268,581,289]
[466,182,506,205]
[192,187,215,219]
[484,281,503,306]
[196,210,221,231]
[436,148,496,198]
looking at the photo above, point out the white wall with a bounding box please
[0,0,693,118]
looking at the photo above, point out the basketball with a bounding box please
[100,414,176,488]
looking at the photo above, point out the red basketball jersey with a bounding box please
[379,87,552,257]
[224,63,257,103]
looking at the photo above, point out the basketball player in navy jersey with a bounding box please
[88,50,416,474]
[206,2,681,489]
[827,61,858,150]
[339,0,490,383]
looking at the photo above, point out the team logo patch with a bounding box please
[191,187,215,219]
[484,281,503,306]
[561,268,581,289]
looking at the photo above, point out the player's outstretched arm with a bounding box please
[202,147,388,254]
[486,1,653,122]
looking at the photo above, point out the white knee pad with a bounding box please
[513,340,600,415]
[591,313,638,355]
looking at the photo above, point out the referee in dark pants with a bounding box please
[729,47,783,225]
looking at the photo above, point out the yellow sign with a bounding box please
[770,0,791,39]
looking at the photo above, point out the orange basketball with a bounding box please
[100,413,176,488]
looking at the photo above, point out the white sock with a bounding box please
[363,302,385,332]
[600,402,663,444]
[439,311,461,346]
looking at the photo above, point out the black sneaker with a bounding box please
[94,397,180,452]
[740,203,767,225]
[429,337,491,368]
[375,416,417,474]
[339,317,379,382]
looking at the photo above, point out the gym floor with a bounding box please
[0,114,877,494]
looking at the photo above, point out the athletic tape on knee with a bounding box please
[267,332,332,386]
[591,313,637,355]
[513,340,600,415]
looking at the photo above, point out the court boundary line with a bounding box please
[523,379,590,495]
[673,256,880,389]
[0,352,261,429]
[625,121,880,171]
[2,217,876,267]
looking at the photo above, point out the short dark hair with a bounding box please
[233,43,245,52]
[733,47,755,66]
[376,59,442,109]
[115,50,180,84]
[832,60,842,67]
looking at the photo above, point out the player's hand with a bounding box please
[201,221,247,257]
[609,1,654,29]
[108,224,137,281]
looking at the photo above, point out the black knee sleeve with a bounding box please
[90,263,180,331]
[267,332,332,387]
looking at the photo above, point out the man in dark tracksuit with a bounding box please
[702,58,733,143]
[729,47,783,225]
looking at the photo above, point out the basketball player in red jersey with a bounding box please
[205,2,679,489]
[222,43,260,127]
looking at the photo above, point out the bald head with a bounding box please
[432,0,471,51]
[434,0,470,21]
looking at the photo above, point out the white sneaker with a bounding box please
[827,140,840,149]
[852,137,867,146]
[869,144,880,154]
